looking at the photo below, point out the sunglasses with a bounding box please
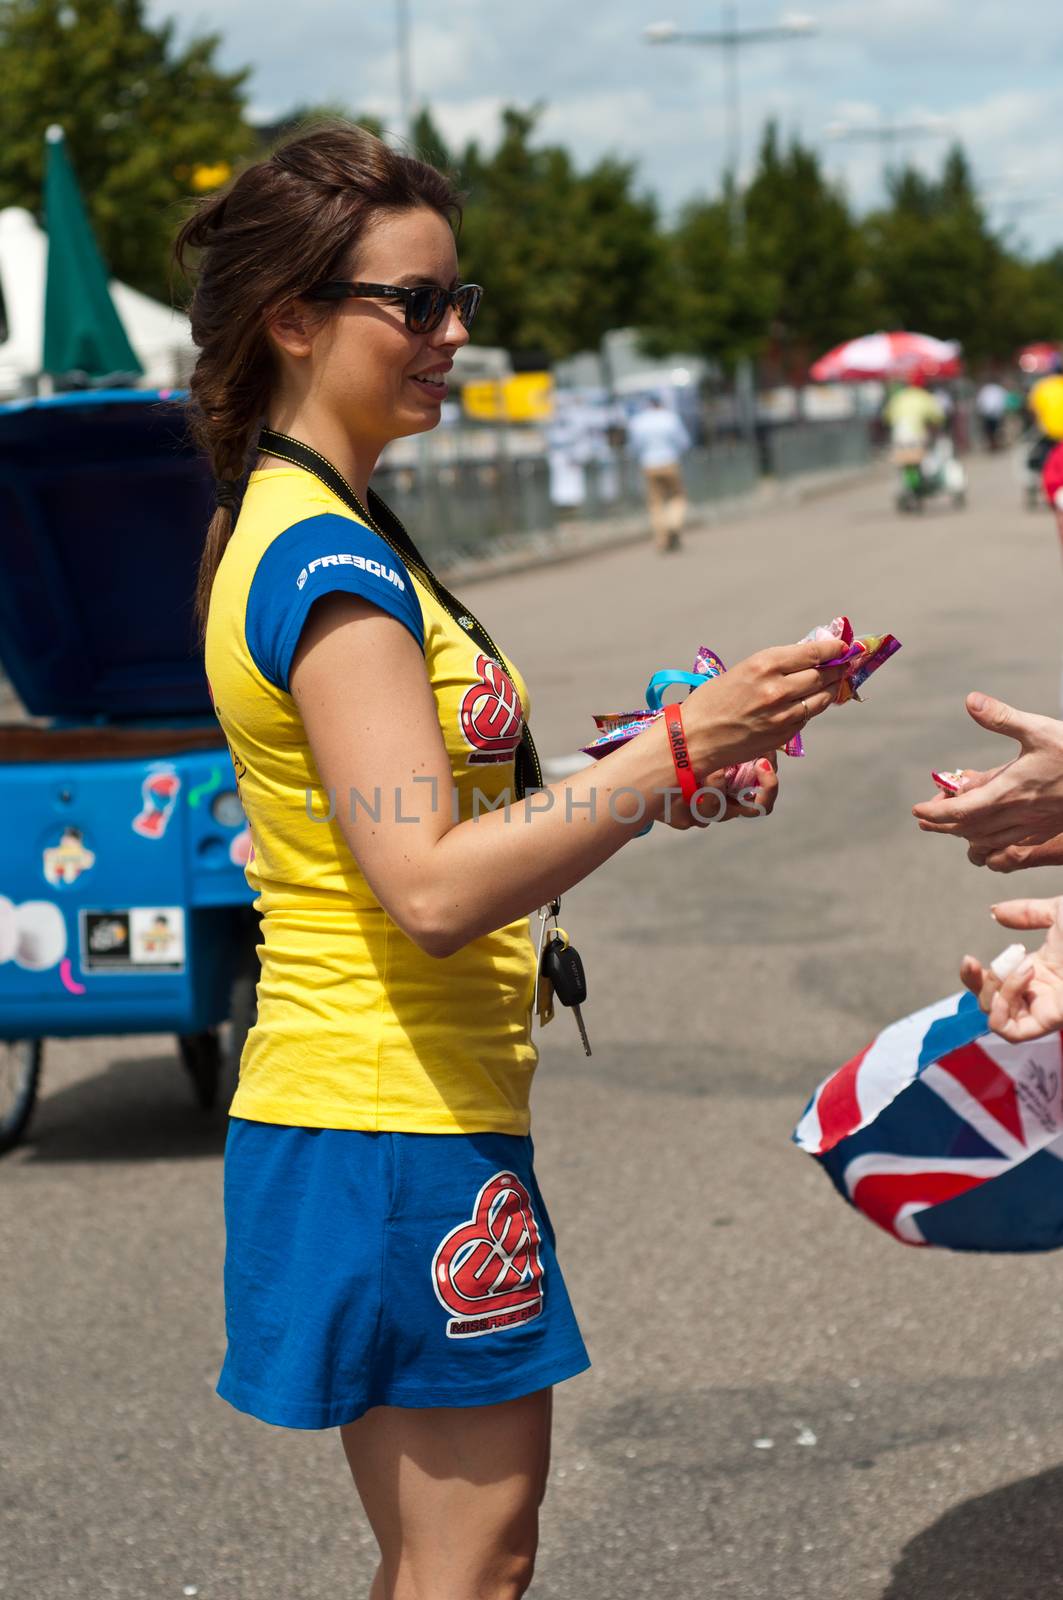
[303,280,483,334]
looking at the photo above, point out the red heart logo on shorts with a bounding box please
[432,1171,545,1338]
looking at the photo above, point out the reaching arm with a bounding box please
[291,595,846,957]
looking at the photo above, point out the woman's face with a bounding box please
[300,205,471,450]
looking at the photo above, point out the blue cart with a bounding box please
[0,391,258,1153]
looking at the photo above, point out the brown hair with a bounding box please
[174,122,463,635]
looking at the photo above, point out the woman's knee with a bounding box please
[392,1519,538,1600]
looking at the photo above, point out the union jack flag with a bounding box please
[794,994,1063,1251]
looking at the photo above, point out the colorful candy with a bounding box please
[580,617,901,795]
[931,768,975,797]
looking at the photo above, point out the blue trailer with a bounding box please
[0,390,258,1152]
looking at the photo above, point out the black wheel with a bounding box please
[952,492,967,510]
[177,1029,222,1110]
[0,1040,43,1155]
[225,922,261,1080]
[226,969,259,1079]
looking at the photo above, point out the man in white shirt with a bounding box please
[976,379,1009,451]
[626,396,693,553]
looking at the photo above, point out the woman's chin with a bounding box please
[393,407,443,439]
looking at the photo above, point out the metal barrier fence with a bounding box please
[371,418,871,569]
[766,417,873,479]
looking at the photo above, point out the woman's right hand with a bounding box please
[681,637,851,773]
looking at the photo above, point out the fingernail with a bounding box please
[968,693,986,712]
[990,907,999,919]
[758,760,773,772]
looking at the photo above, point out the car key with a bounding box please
[541,930,591,1056]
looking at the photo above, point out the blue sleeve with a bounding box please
[244,513,425,691]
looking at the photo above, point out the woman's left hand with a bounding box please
[660,758,779,832]
[960,896,1063,1041]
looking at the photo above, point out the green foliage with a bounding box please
[447,107,661,362]
[640,191,774,371]
[862,144,1009,364]
[0,0,252,300]
[744,124,871,378]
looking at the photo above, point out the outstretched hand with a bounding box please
[913,693,1063,854]
[961,897,1063,1041]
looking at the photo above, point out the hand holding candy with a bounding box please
[581,616,901,793]
[915,695,1063,851]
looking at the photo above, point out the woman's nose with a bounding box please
[432,306,471,350]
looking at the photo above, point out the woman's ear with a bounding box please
[264,300,319,360]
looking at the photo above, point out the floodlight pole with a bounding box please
[825,116,950,175]
[645,9,818,438]
[396,0,414,142]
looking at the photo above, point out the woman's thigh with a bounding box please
[340,1387,553,1600]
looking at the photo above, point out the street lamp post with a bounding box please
[646,10,817,229]
[395,0,414,142]
[825,113,950,177]
[645,10,818,436]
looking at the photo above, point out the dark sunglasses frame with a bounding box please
[303,280,483,334]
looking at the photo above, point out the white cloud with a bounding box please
[146,0,1063,251]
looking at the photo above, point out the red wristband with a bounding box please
[662,702,699,803]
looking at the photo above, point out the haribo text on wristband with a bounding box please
[663,702,699,803]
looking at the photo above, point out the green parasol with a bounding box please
[42,125,142,381]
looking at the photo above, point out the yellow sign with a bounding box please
[462,373,554,423]
[191,162,232,193]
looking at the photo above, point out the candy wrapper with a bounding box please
[580,616,901,795]
[931,768,978,797]
[793,972,1063,1253]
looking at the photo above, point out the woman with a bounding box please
[177,123,844,1599]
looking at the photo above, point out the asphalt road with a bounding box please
[6,452,1063,1600]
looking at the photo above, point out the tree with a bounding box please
[448,106,662,363]
[0,0,252,301]
[743,124,870,381]
[861,144,1017,365]
[640,188,774,372]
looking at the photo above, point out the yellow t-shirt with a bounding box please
[1029,375,1063,440]
[205,467,538,1134]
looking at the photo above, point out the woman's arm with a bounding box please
[291,594,843,957]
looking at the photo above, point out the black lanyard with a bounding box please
[258,426,543,800]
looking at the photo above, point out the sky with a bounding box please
[154,0,1063,254]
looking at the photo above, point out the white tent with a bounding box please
[0,206,195,398]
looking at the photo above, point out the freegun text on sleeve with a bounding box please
[304,782,766,827]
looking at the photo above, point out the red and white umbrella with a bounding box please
[810,331,962,384]
[1017,342,1062,376]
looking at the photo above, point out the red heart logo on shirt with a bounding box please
[432,1170,545,1338]
[459,655,523,764]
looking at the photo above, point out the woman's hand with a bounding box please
[960,897,1063,1041]
[681,637,850,775]
[660,759,779,831]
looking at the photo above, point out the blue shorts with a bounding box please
[217,1118,590,1429]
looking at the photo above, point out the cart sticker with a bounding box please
[132,765,181,841]
[59,958,86,995]
[42,825,96,887]
[80,907,186,974]
[8,900,68,970]
[131,908,185,966]
[0,896,15,963]
[230,825,253,867]
[188,768,222,809]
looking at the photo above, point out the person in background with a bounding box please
[884,372,945,462]
[975,377,1009,451]
[626,394,692,554]
[1025,357,1063,479]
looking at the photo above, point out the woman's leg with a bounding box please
[340,1388,553,1600]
